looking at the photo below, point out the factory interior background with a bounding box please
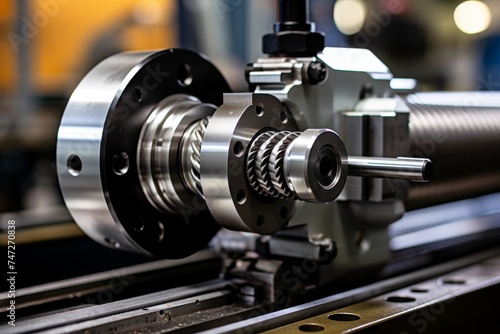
[1,0,499,287]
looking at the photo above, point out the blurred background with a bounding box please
[1,0,499,229]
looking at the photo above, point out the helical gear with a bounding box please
[188,123,299,201]
[255,132,289,197]
[189,117,209,199]
[247,131,301,199]
[269,132,300,198]
[246,131,276,196]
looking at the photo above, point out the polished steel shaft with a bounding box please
[348,157,433,182]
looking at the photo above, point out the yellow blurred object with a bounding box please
[0,0,177,95]
[0,1,15,93]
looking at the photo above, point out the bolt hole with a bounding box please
[233,141,244,157]
[411,288,429,293]
[159,310,164,316]
[131,87,143,103]
[298,323,325,332]
[315,146,339,189]
[112,152,130,176]
[255,103,264,117]
[104,238,120,248]
[67,154,82,176]
[157,221,165,243]
[280,110,288,124]
[440,278,466,285]
[177,63,193,87]
[257,215,265,227]
[386,296,416,303]
[319,155,334,178]
[280,206,289,219]
[236,189,247,205]
[328,313,361,322]
[423,160,434,181]
[195,300,200,306]
[133,217,145,232]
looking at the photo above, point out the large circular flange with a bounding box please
[199,93,304,234]
[284,129,348,203]
[57,49,230,258]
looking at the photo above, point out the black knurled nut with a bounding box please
[263,31,325,57]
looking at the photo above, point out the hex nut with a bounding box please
[263,31,325,56]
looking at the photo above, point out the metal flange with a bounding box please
[200,93,303,234]
[57,49,230,258]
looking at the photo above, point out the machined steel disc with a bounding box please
[57,49,230,258]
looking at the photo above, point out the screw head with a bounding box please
[307,62,327,85]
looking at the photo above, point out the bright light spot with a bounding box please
[390,78,418,91]
[334,0,367,35]
[454,1,491,34]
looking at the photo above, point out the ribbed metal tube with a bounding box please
[407,92,500,209]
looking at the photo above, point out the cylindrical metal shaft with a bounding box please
[407,92,500,209]
[279,0,308,23]
[348,157,433,182]
[275,0,312,32]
